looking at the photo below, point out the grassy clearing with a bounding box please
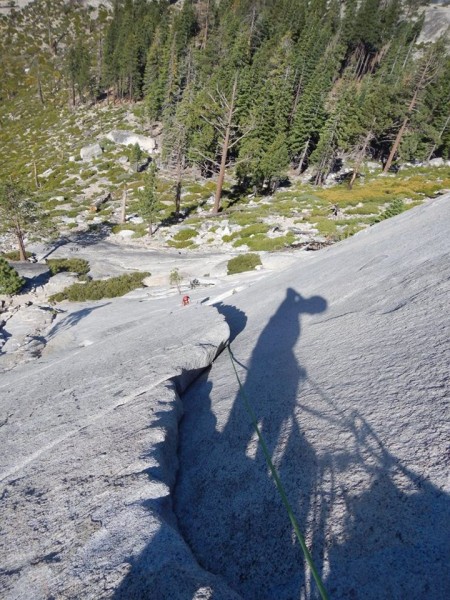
[313,169,450,209]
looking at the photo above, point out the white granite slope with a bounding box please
[1,195,449,600]
[0,302,240,599]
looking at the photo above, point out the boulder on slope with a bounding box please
[80,143,103,161]
[106,130,158,153]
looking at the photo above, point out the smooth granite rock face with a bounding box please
[175,196,450,600]
[419,6,450,42]
[0,304,238,599]
[1,196,449,600]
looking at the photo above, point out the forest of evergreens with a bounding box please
[1,0,449,193]
[99,0,450,189]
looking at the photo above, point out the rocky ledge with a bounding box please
[0,304,238,599]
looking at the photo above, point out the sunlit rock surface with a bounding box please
[1,195,449,599]
[175,195,450,599]
[0,303,235,599]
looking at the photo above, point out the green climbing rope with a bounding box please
[227,346,329,600]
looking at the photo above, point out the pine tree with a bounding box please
[0,257,25,296]
[65,41,91,106]
[192,74,250,213]
[236,33,295,189]
[406,56,450,161]
[143,25,168,119]
[137,163,159,235]
[162,84,196,215]
[259,132,290,192]
[129,143,143,172]
[0,183,43,262]
[289,35,342,172]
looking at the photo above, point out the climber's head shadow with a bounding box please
[213,301,248,343]
[285,288,327,315]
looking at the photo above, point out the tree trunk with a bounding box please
[202,0,210,49]
[212,76,238,215]
[175,180,182,216]
[384,50,438,173]
[15,225,27,262]
[290,69,304,124]
[96,36,103,102]
[175,157,182,216]
[37,66,45,106]
[296,139,310,175]
[348,168,358,190]
[383,88,418,173]
[33,159,40,189]
[120,188,127,224]
[348,129,374,189]
[427,114,450,162]
[148,221,153,236]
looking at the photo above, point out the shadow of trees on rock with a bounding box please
[40,223,114,260]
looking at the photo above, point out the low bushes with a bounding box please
[167,228,198,248]
[111,223,148,238]
[222,224,268,244]
[49,271,150,302]
[233,232,294,251]
[229,210,270,226]
[239,223,270,237]
[372,198,405,223]
[227,253,262,275]
[46,258,90,277]
[167,240,197,249]
[172,228,198,241]
[1,250,33,260]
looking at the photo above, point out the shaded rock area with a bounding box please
[0,304,237,599]
[11,262,50,287]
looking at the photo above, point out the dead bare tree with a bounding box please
[426,114,450,162]
[383,45,444,173]
[195,74,253,214]
[348,125,376,189]
[120,187,127,224]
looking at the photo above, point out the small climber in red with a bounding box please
[182,295,190,306]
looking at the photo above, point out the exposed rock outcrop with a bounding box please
[80,142,103,161]
[1,196,449,599]
[106,130,158,153]
[419,5,450,42]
